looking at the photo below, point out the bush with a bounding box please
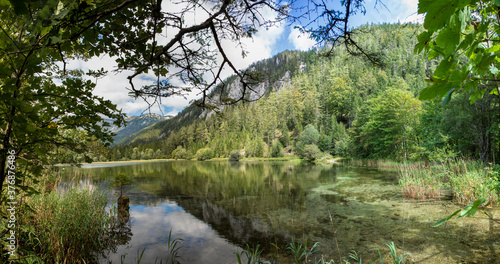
[171,146,190,160]
[26,188,110,263]
[196,148,214,161]
[229,150,241,161]
[296,124,320,156]
[301,144,323,162]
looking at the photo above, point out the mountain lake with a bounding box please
[55,160,500,264]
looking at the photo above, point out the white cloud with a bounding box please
[220,6,286,72]
[360,0,422,25]
[288,26,316,51]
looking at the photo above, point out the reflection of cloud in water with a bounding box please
[101,202,243,264]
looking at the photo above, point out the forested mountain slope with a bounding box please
[111,23,499,163]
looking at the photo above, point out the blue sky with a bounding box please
[72,0,421,117]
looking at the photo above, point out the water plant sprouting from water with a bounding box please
[120,230,183,264]
[235,244,265,264]
[286,237,320,264]
[397,162,447,199]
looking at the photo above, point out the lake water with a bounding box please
[57,160,500,264]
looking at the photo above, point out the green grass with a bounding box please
[397,162,447,199]
[24,187,111,263]
[398,159,499,205]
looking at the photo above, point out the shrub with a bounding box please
[296,124,320,156]
[229,150,241,161]
[171,146,190,160]
[196,148,214,161]
[302,144,323,162]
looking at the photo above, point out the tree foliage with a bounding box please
[415,0,500,104]
[352,88,422,159]
[109,172,132,198]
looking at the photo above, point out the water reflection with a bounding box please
[100,200,243,264]
[57,161,500,264]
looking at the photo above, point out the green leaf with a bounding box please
[433,57,454,80]
[414,31,433,54]
[486,44,500,54]
[442,88,455,106]
[0,0,11,7]
[470,89,486,104]
[435,27,460,55]
[435,209,461,227]
[458,198,486,218]
[419,80,455,100]
[419,0,467,31]
[49,35,62,44]
[489,64,499,75]
[54,2,71,19]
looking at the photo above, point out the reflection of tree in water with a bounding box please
[101,203,133,261]
[60,161,342,259]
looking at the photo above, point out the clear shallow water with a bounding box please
[57,161,500,264]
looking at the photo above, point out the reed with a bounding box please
[398,159,499,205]
[26,187,110,263]
[397,163,446,199]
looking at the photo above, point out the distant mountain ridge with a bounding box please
[111,113,170,144]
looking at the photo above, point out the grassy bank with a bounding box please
[0,170,116,263]
[398,159,499,205]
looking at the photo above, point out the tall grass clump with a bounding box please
[398,163,447,199]
[26,187,110,263]
[398,159,499,205]
[448,161,499,205]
